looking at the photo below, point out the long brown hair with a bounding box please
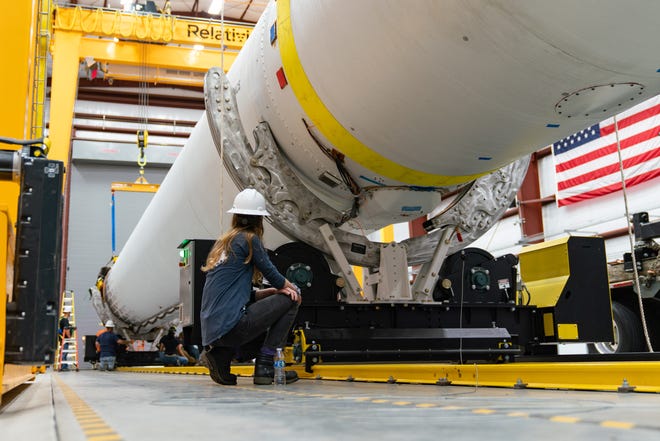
[202,214,265,282]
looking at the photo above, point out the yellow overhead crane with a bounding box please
[48,4,251,164]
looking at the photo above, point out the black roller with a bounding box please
[433,247,518,303]
[270,241,340,304]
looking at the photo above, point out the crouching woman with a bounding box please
[200,189,301,386]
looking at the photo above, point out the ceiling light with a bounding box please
[208,0,224,15]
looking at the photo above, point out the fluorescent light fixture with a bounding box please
[208,0,224,15]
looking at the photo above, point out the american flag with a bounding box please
[552,95,660,207]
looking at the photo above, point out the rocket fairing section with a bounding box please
[96,0,660,334]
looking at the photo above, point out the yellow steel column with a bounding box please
[0,0,37,226]
[48,30,81,164]
[0,0,36,139]
[0,0,38,394]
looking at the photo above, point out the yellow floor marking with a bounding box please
[600,421,635,429]
[88,435,122,441]
[80,422,110,428]
[78,418,107,427]
[54,375,124,441]
[415,403,437,408]
[74,415,100,420]
[371,399,390,403]
[355,397,372,401]
[393,401,412,406]
[84,428,117,436]
[550,416,581,424]
[507,412,529,418]
[78,419,105,425]
[473,409,496,414]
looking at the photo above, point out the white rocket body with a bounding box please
[101,0,660,331]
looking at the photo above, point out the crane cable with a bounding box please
[136,42,149,183]
[613,115,654,352]
[109,41,150,256]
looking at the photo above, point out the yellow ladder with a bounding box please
[56,290,79,372]
[30,0,51,139]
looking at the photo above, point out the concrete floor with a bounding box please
[2,370,660,441]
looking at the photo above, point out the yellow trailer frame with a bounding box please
[118,360,660,393]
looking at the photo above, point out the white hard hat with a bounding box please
[227,189,270,216]
[105,320,115,328]
[63,306,72,313]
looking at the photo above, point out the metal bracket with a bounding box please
[373,242,412,302]
[319,223,369,301]
[412,227,454,301]
[321,224,416,303]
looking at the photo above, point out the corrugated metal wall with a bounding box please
[65,161,169,346]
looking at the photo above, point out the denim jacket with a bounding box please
[200,233,285,346]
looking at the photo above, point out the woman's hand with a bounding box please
[279,280,302,304]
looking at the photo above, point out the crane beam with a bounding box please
[53,5,252,49]
[47,5,251,167]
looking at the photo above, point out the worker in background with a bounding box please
[95,320,131,371]
[157,327,189,366]
[59,307,74,340]
[200,188,301,386]
[91,323,108,369]
[177,330,200,365]
[59,306,76,370]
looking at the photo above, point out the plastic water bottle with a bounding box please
[274,347,286,386]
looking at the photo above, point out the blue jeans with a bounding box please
[184,344,200,361]
[159,352,188,366]
[99,356,116,371]
[211,294,299,352]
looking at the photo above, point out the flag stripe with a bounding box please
[557,168,660,206]
[600,102,660,137]
[557,143,660,197]
[555,124,660,173]
[557,145,660,190]
[556,137,659,183]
